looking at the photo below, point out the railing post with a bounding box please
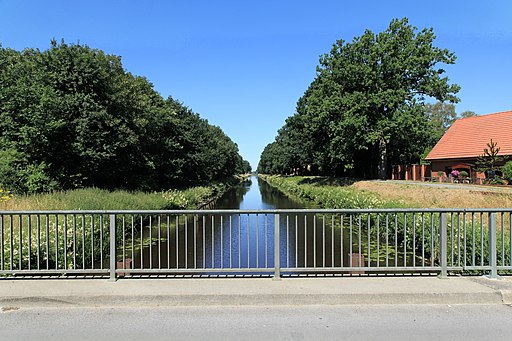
[486,212,500,279]
[438,212,448,279]
[273,213,281,281]
[109,214,117,282]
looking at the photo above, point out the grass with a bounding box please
[259,175,512,209]
[259,175,403,209]
[0,176,248,211]
[352,181,512,209]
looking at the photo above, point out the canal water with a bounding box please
[215,175,311,210]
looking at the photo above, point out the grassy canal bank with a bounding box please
[0,175,249,211]
[258,174,512,209]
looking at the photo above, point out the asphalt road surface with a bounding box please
[2,304,512,340]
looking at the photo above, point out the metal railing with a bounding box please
[1,209,511,279]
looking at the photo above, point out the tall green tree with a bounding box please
[0,41,247,193]
[424,102,457,141]
[259,18,460,179]
[459,110,477,118]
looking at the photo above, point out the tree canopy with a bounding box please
[0,40,250,193]
[258,18,460,178]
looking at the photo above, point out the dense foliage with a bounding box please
[258,18,460,179]
[0,40,250,194]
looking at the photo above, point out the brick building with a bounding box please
[425,110,512,182]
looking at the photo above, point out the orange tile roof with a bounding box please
[425,110,512,160]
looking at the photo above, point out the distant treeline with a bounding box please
[258,18,460,179]
[0,40,251,194]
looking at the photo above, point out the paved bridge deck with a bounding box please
[1,275,512,308]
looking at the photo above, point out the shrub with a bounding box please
[502,161,512,180]
[459,170,469,178]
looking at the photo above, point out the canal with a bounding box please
[131,176,360,273]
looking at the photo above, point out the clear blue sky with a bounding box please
[1,1,511,169]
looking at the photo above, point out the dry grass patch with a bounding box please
[351,181,512,208]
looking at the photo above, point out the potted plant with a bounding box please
[450,169,460,183]
[437,171,444,182]
[459,170,469,183]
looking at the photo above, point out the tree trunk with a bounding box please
[378,138,387,180]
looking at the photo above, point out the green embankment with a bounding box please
[1,176,248,211]
[258,174,404,209]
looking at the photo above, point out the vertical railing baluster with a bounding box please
[28,215,31,270]
[109,214,116,282]
[91,215,95,270]
[55,214,58,270]
[8,215,12,270]
[247,215,250,268]
[149,216,153,269]
[203,215,206,269]
[295,215,298,268]
[122,216,126,272]
[471,213,475,269]
[376,214,380,268]
[358,215,362,267]
[340,215,344,269]
[265,214,268,268]
[132,216,135,270]
[403,214,407,267]
[450,213,454,267]
[286,215,290,269]
[168,215,171,269]
[73,215,77,270]
[501,213,505,267]
[63,214,67,270]
[211,216,214,268]
[184,216,187,269]
[18,215,23,270]
[421,213,425,268]
[331,215,334,268]
[367,214,371,267]
[221,216,224,269]
[463,212,467,270]
[394,214,398,268]
[349,215,353,269]
[238,214,241,268]
[80,214,85,270]
[159,215,162,269]
[322,215,325,268]
[457,212,461,268]
[385,214,389,268]
[140,216,143,269]
[439,212,448,278]
[313,215,316,268]
[193,215,196,269]
[273,213,280,280]
[412,213,416,268]
[36,214,41,270]
[99,215,103,270]
[255,214,258,269]
[229,216,232,269]
[176,215,179,269]
[304,215,307,267]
